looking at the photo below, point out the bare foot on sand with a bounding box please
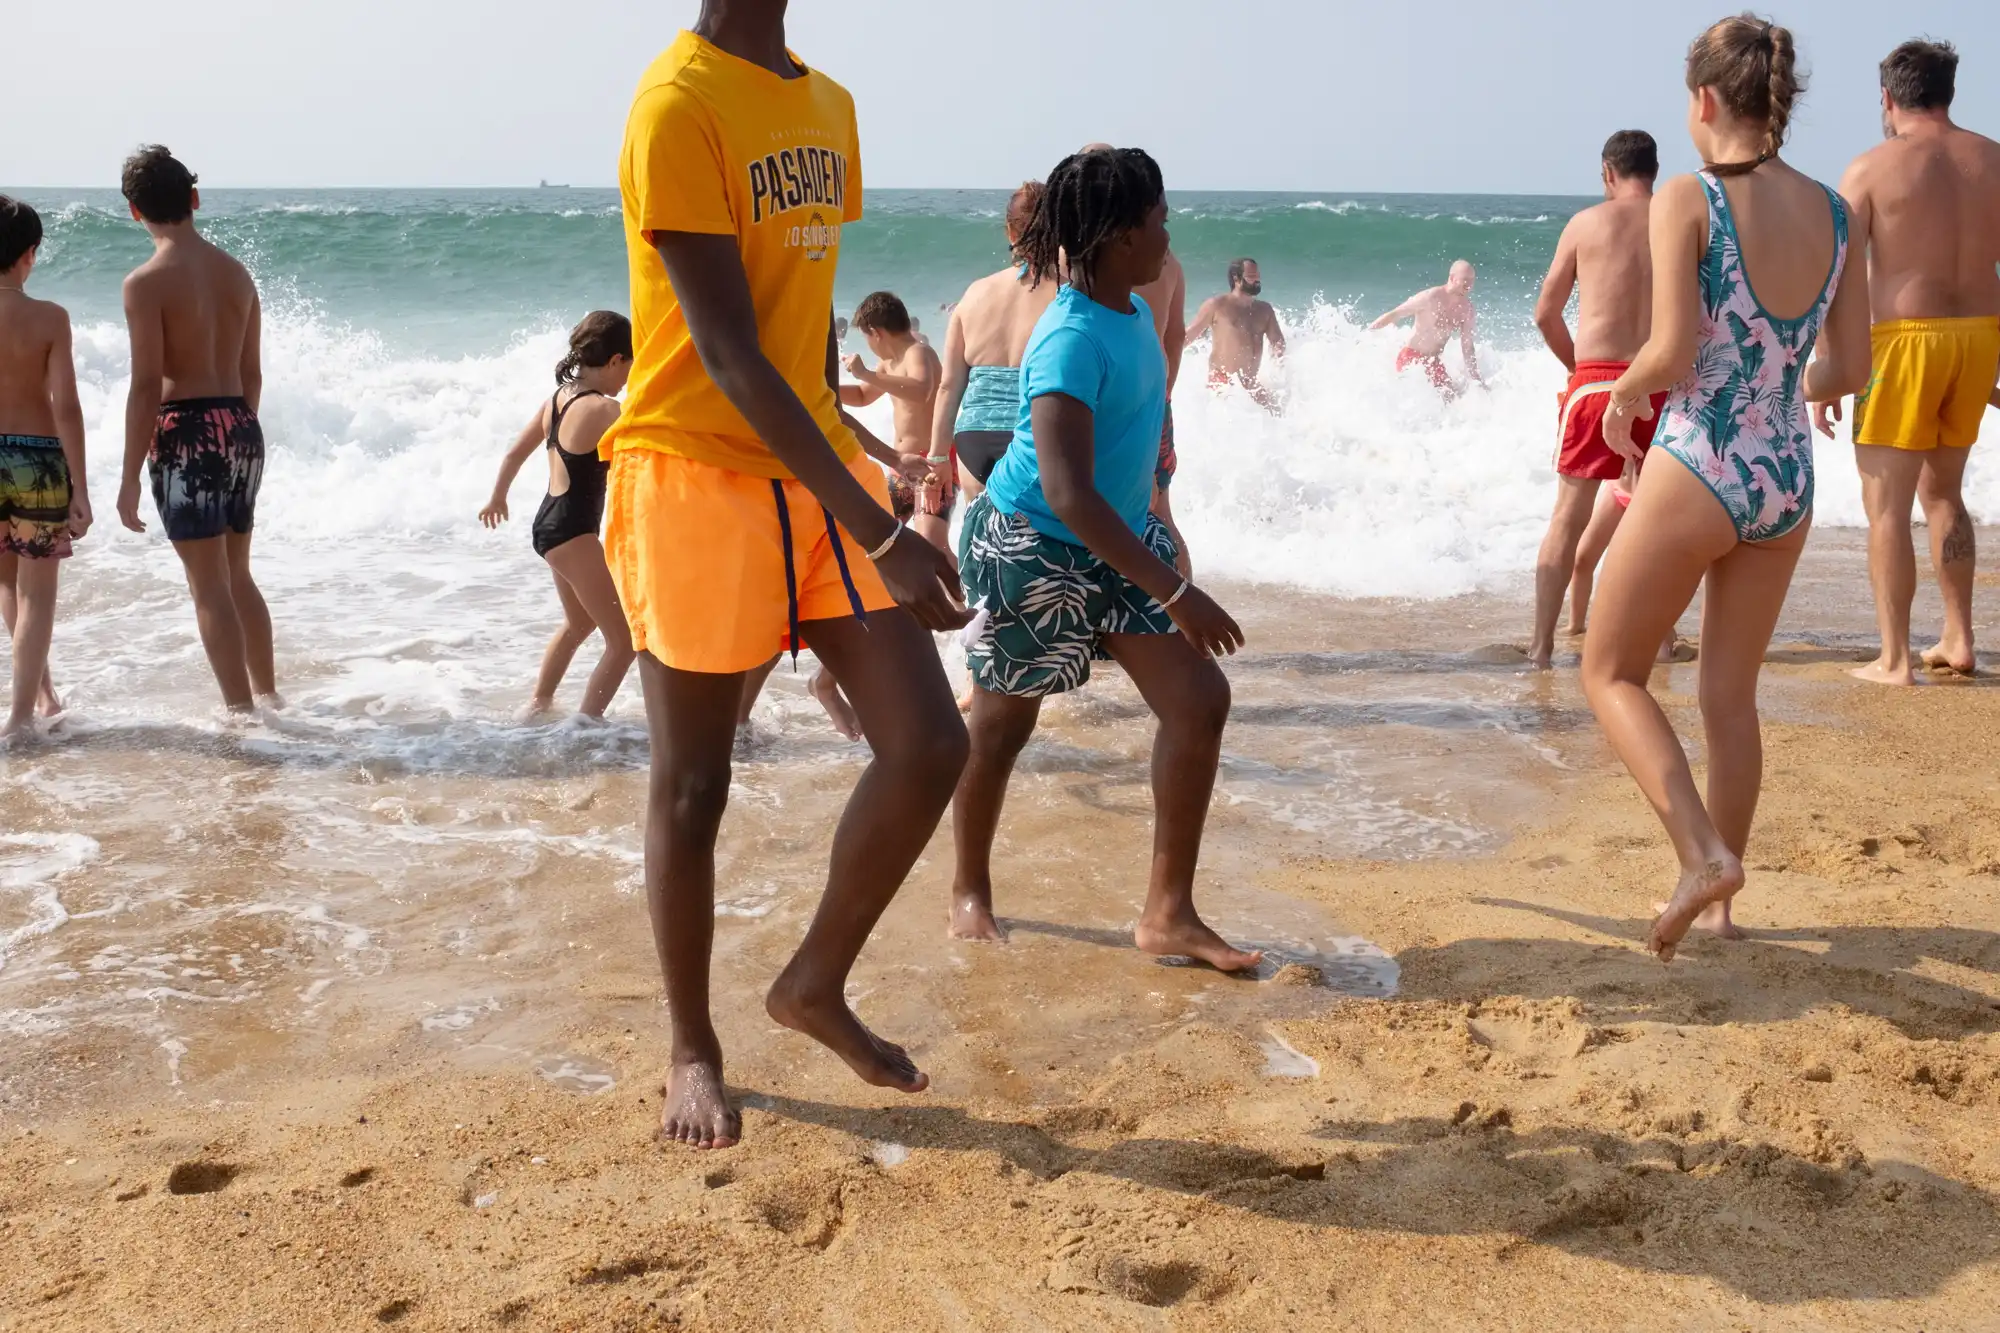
[517,697,560,724]
[658,1059,741,1150]
[1850,658,1919,687]
[809,668,863,741]
[766,974,929,1093]
[1135,909,1263,973]
[1563,621,1586,638]
[948,887,1006,942]
[35,681,62,718]
[1921,644,1976,677]
[1653,897,1745,941]
[1659,637,1697,664]
[1647,853,1746,961]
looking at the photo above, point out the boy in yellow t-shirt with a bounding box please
[604,0,969,1152]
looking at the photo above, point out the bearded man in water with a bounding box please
[1372,259,1484,398]
[1185,257,1286,409]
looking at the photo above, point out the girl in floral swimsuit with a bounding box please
[1586,16,1872,961]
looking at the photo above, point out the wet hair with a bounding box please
[121,145,199,224]
[1227,257,1258,288]
[1881,39,1956,112]
[1685,14,1803,176]
[1601,130,1660,181]
[0,197,42,272]
[1004,180,1044,248]
[1014,147,1165,293]
[555,310,632,384]
[852,291,912,336]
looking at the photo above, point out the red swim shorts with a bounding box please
[1555,362,1667,481]
[1395,346,1452,391]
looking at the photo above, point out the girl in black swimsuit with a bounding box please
[479,312,637,720]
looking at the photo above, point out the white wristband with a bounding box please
[1162,579,1190,609]
[864,523,904,562]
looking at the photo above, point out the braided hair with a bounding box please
[555,310,632,385]
[1686,14,1804,177]
[1013,148,1165,294]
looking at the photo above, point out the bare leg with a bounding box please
[1533,476,1601,665]
[765,608,968,1092]
[737,655,779,727]
[224,531,279,705]
[0,554,58,716]
[1101,631,1261,972]
[1676,520,1810,939]
[910,512,952,555]
[529,571,593,715]
[544,536,636,718]
[1852,445,1925,686]
[2,556,59,737]
[808,665,862,740]
[1567,487,1624,635]
[1917,446,1976,674]
[1580,454,1744,961]
[637,655,748,1149]
[949,687,1044,941]
[171,536,254,711]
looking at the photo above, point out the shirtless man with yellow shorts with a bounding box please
[1822,39,2000,684]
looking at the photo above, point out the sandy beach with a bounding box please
[1,531,1996,1331]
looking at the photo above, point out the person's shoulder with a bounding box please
[630,37,721,120]
[1654,173,1709,209]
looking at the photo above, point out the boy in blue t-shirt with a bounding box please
[952,148,1259,974]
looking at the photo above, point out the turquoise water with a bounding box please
[15,188,1582,355]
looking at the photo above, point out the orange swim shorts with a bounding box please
[604,448,897,675]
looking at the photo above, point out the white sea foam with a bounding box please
[0,834,100,973]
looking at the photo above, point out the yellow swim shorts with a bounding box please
[1852,315,2000,451]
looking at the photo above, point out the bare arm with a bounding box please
[1460,307,1482,383]
[847,354,936,406]
[119,275,165,532]
[240,285,263,414]
[930,306,971,464]
[1263,304,1286,359]
[1803,198,1872,404]
[839,377,886,407]
[1369,292,1424,330]
[479,403,548,525]
[651,230,962,624]
[46,311,89,535]
[1037,393,1240,657]
[1604,178,1706,456]
[1812,161,1875,435]
[1183,298,1216,345]
[1534,219,1581,373]
[1162,264,1187,395]
[829,323,927,477]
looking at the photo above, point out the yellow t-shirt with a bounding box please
[602,31,864,478]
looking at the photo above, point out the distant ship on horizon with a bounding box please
[539,180,570,189]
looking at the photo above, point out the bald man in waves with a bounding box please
[1373,260,1484,399]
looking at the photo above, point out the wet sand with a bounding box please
[3,530,1999,1330]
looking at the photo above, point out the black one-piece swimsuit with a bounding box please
[530,388,610,558]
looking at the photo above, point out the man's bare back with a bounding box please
[1546,195,1653,365]
[1842,123,2000,321]
[124,237,260,402]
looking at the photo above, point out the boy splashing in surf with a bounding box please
[117,146,281,713]
[607,0,970,1149]
[950,148,1259,973]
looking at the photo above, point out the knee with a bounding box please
[907,715,971,787]
[661,760,732,835]
[1697,677,1758,731]
[601,616,636,659]
[1168,663,1232,738]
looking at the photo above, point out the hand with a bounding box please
[843,354,868,380]
[479,497,509,528]
[1600,391,1653,464]
[1812,397,1843,439]
[873,529,972,633]
[68,493,93,541]
[893,452,932,485]
[1164,584,1243,658]
[116,479,145,533]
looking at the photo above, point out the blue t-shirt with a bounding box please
[984,285,1165,546]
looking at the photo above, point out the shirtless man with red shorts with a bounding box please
[1372,260,1484,398]
[1527,131,1669,669]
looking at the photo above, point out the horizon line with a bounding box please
[7,182,1601,198]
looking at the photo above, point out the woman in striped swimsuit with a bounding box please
[1587,16,1872,960]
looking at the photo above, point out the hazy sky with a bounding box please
[11,1,1998,194]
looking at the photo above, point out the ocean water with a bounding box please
[0,187,1981,1099]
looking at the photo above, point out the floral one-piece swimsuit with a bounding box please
[1651,171,1848,543]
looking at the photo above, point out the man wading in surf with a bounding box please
[604,0,970,1149]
